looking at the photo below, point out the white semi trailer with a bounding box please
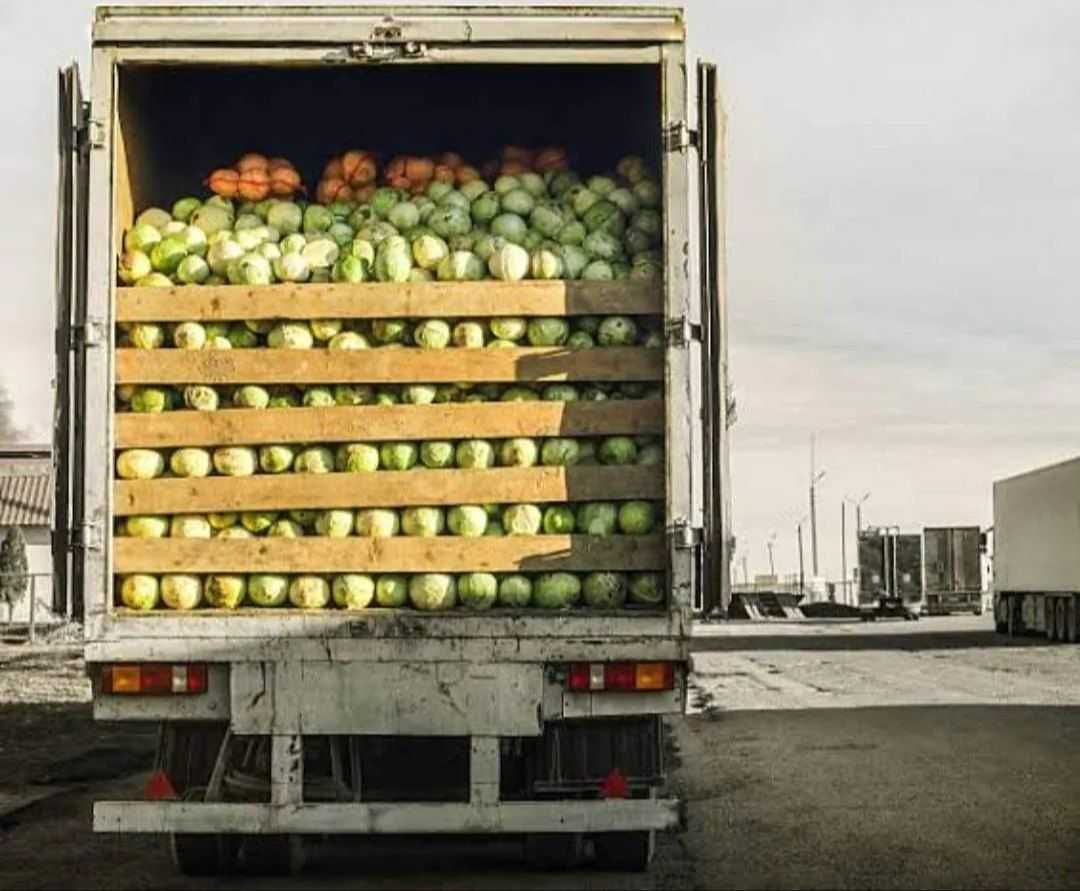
[993,457,1080,640]
[53,5,731,876]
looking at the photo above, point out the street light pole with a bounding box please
[844,492,871,606]
[797,522,805,595]
[809,435,826,577]
[841,501,847,605]
[767,533,776,577]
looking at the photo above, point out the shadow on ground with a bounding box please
[691,628,1053,653]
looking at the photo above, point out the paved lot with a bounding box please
[2,617,1080,889]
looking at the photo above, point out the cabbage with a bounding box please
[310,319,343,341]
[542,506,576,535]
[203,575,246,610]
[499,438,539,467]
[190,204,233,237]
[149,236,187,275]
[636,444,664,466]
[289,576,331,609]
[170,448,212,478]
[234,253,273,286]
[207,239,245,276]
[408,573,457,611]
[170,515,212,539]
[566,330,594,350]
[490,213,528,245]
[380,442,418,471]
[414,319,452,349]
[420,441,456,469]
[633,180,662,209]
[268,519,304,538]
[228,324,260,348]
[599,436,638,466]
[489,317,527,341]
[375,575,410,608]
[294,446,335,474]
[375,236,413,282]
[412,233,450,270]
[259,444,295,473]
[116,449,165,480]
[457,573,498,610]
[582,572,627,609]
[315,509,355,538]
[471,191,501,224]
[125,515,169,539]
[630,257,662,281]
[576,502,618,536]
[303,387,336,408]
[618,501,657,535]
[161,574,203,610]
[455,439,495,469]
[628,572,664,605]
[597,315,639,346]
[333,574,376,610]
[530,203,565,238]
[215,526,254,540]
[288,510,317,530]
[402,384,437,405]
[436,251,485,281]
[173,322,207,350]
[371,187,403,219]
[328,222,356,248]
[502,504,542,536]
[526,317,569,346]
[208,512,238,530]
[241,511,278,534]
[267,321,314,350]
[497,575,533,608]
[582,260,614,281]
[501,188,536,217]
[608,187,640,216]
[582,200,626,238]
[500,387,539,402]
[267,201,302,235]
[331,254,366,283]
[368,320,406,345]
[488,243,530,281]
[118,250,153,285]
[540,438,580,467]
[213,446,257,477]
[401,507,445,537]
[301,237,340,271]
[388,201,420,231]
[452,321,486,349]
[447,505,489,537]
[232,385,270,409]
[248,574,290,607]
[176,255,210,285]
[336,443,380,473]
[533,572,582,609]
[484,519,505,537]
[530,248,564,280]
[120,575,159,611]
[183,385,219,412]
[428,205,472,239]
[355,508,400,538]
[303,204,334,234]
[577,440,598,465]
[170,197,201,223]
[328,331,370,351]
[542,384,578,402]
[130,386,170,413]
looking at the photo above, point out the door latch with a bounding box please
[663,121,699,153]
[72,318,106,349]
[666,316,702,348]
[668,523,703,551]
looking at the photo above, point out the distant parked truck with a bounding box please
[857,528,924,614]
[994,458,1080,640]
[923,526,983,616]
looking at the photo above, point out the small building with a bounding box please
[0,444,54,623]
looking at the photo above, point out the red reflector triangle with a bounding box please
[600,768,629,800]
[144,769,178,801]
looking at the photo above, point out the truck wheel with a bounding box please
[239,834,305,876]
[593,831,654,872]
[524,832,584,870]
[170,833,239,876]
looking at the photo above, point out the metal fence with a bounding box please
[0,572,57,643]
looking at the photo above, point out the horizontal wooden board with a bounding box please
[114,534,665,574]
[114,466,665,516]
[115,400,666,448]
[115,347,664,385]
[116,280,663,322]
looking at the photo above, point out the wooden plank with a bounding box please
[115,400,666,448]
[115,280,663,322]
[114,534,665,574]
[114,466,664,516]
[115,347,664,385]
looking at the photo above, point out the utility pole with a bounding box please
[844,492,871,605]
[767,533,776,577]
[809,435,826,577]
[741,554,749,586]
[840,502,847,604]
[797,521,805,595]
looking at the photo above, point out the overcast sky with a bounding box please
[2,0,1078,582]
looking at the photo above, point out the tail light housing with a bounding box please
[566,661,676,693]
[101,663,208,695]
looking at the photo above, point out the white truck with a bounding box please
[53,4,730,876]
[993,457,1080,641]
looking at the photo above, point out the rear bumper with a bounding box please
[94,798,683,835]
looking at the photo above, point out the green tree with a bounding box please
[0,526,29,623]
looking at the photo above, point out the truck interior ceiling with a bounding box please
[116,63,662,221]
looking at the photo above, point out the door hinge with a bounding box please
[663,121,699,153]
[71,521,103,553]
[669,523,703,551]
[72,318,106,348]
[74,103,105,154]
[666,316,702,348]
[346,40,427,63]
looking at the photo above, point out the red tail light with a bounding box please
[566,662,676,692]
[101,663,208,695]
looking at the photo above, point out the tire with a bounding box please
[1056,599,1068,643]
[1047,598,1059,641]
[524,833,585,870]
[239,834,305,877]
[170,833,240,877]
[593,831,654,872]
